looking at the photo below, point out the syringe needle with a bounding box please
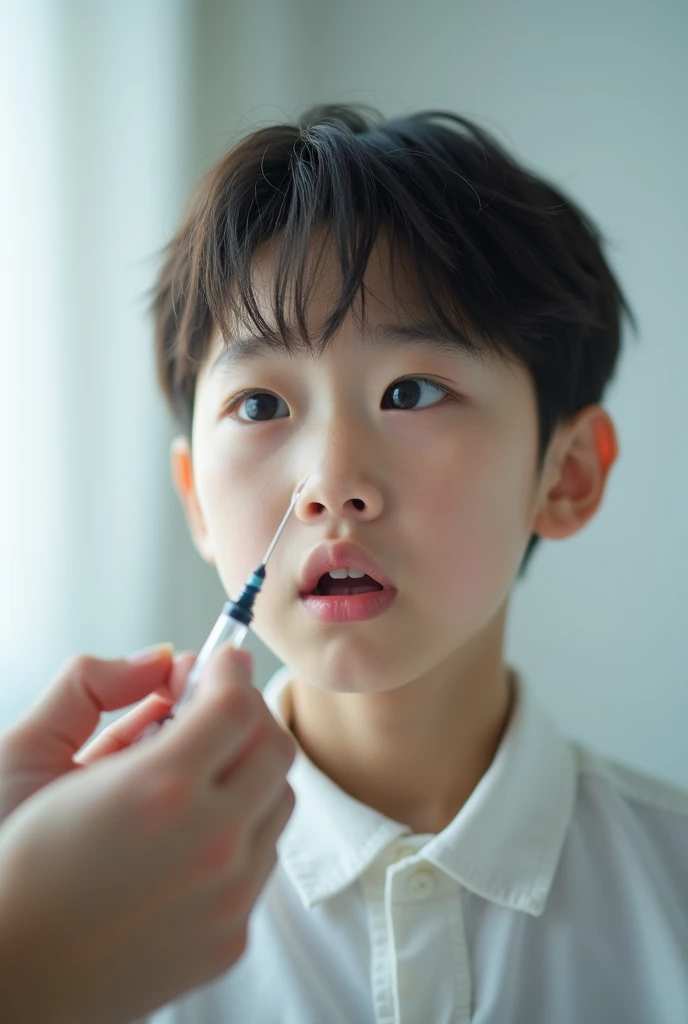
[260,477,307,568]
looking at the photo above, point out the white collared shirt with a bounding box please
[141,666,688,1024]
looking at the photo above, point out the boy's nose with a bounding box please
[294,471,383,526]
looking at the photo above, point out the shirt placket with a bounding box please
[362,844,472,1024]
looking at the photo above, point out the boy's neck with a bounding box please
[287,625,516,835]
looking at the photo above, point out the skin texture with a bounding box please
[172,237,618,834]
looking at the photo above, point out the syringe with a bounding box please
[136,478,307,742]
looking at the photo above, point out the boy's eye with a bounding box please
[382,377,450,411]
[227,376,452,423]
[234,392,289,422]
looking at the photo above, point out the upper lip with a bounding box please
[299,541,395,596]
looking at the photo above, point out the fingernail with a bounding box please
[127,642,175,663]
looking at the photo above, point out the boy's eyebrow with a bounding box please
[209,322,485,375]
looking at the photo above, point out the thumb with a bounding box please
[18,644,176,764]
[76,652,197,764]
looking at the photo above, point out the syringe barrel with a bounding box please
[173,610,248,714]
[135,609,248,743]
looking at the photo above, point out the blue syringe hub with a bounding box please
[223,564,267,626]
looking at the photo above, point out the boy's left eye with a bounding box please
[382,377,450,411]
[225,377,452,423]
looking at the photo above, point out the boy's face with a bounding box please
[173,237,594,694]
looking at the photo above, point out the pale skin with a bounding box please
[172,237,618,835]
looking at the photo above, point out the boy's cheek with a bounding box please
[410,475,531,614]
[195,468,276,591]
[205,508,275,596]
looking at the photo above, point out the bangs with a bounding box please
[177,117,530,374]
[207,224,495,367]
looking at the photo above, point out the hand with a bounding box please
[0,644,297,1024]
[0,644,194,826]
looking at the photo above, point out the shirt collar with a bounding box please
[262,665,576,916]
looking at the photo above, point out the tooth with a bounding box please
[347,568,366,578]
[328,568,349,579]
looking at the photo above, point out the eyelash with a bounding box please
[223,376,458,421]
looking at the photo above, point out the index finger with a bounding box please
[20,645,176,763]
[76,653,197,764]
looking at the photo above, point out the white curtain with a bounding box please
[0,0,227,725]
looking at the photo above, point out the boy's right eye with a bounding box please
[227,391,289,422]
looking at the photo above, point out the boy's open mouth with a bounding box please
[312,572,385,596]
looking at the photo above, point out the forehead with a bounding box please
[202,232,504,377]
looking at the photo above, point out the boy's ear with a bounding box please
[532,406,619,541]
[170,436,215,564]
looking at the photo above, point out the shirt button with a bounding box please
[407,868,437,899]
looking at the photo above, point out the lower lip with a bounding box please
[299,588,397,623]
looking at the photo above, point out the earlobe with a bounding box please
[169,436,216,564]
[533,407,618,542]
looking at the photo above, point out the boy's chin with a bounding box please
[288,649,431,696]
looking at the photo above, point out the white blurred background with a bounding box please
[1,0,686,787]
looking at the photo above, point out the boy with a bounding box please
[143,105,688,1022]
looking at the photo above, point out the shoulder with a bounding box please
[573,743,688,819]
[568,742,688,893]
